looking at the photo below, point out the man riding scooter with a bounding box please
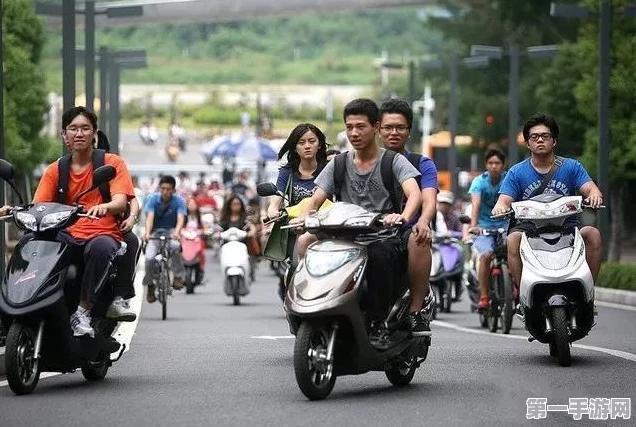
[294,98,429,347]
[31,106,137,337]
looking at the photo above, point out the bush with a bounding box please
[192,105,243,126]
[597,263,636,291]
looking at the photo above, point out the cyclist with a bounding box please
[464,148,508,311]
[143,175,187,303]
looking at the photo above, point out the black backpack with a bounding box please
[57,149,111,204]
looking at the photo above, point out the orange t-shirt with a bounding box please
[33,153,135,242]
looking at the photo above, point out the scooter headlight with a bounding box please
[16,212,37,231]
[40,211,72,231]
[305,248,359,277]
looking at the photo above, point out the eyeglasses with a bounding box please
[66,126,94,135]
[380,125,409,134]
[528,133,553,142]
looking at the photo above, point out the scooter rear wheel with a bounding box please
[185,267,196,294]
[82,361,109,381]
[385,357,417,386]
[5,322,41,395]
[294,322,336,400]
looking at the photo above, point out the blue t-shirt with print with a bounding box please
[275,166,318,205]
[500,157,592,201]
[143,193,187,231]
[469,171,508,229]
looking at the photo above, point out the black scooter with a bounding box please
[0,159,129,395]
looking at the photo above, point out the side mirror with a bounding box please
[93,165,116,187]
[257,182,280,197]
[0,159,16,182]
[459,214,471,224]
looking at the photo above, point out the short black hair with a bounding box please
[62,106,97,130]
[343,98,379,124]
[522,113,559,142]
[380,99,413,129]
[484,148,505,163]
[159,175,176,188]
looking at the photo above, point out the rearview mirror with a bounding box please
[257,182,280,197]
[93,165,116,187]
[0,159,16,182]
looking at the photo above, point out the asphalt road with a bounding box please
[1,249,635,426]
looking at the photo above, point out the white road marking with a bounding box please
[251,335,295,340]
[595,300,636,312]
[0,372,60,388]
[432,320,636,362]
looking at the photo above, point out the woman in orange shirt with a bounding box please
[33,107,135,338]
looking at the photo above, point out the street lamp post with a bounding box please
[470,43,559,166]
[422,55,490,194]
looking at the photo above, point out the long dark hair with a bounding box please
[277,123,327,177]
[221,194,247,224]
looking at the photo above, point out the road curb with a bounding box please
[596,287,636,306]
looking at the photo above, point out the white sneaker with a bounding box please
[70,309,95,338]
[106,297,137,322]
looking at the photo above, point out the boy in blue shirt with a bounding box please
[143,175,187,302]
[465,148,508,310]
[492,113,603,292]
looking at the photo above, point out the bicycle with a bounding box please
[471,228,515,334]
[147,231,177,320]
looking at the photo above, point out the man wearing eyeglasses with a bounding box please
[492,113,603,294]
[379,99,438,329]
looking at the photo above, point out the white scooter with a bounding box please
[219,227,251,305]
[500,194,598,367]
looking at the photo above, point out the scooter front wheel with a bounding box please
[82,361,109,381]
[552,307,572,367]
[5,322,41,395]
[294,322,336,400]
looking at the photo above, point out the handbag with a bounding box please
[263,175,293,262]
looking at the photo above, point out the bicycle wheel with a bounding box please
[159,267,169,320]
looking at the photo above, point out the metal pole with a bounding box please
[85,0,95,112]
[99,46,109,131]
[62,0,76,113]
[408,60,416,106]
[108,60,120,154]
[448,55,458,195]
[0,0,5,273]
[598,0,611,260]
[508,43,520,165]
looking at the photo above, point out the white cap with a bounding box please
[437,190,455,205]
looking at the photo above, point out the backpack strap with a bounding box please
[380,150,400,214]
[92,149,111,203]
[57,153,72,203]
[405,152,422,173]
[57,149,110,204]
[333,152,348,201]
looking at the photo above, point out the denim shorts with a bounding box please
[472,235,496,256]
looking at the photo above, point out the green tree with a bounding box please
[3,0,51,172]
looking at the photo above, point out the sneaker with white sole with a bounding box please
[70,308,94,338]
[106,297,137,322]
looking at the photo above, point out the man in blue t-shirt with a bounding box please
[143,175,187,303]
[492,113,603,292]
[465,148,508,310]
[380,99,438,328]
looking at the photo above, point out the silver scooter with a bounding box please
[258,183,430,400]
[498,194,599,366]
